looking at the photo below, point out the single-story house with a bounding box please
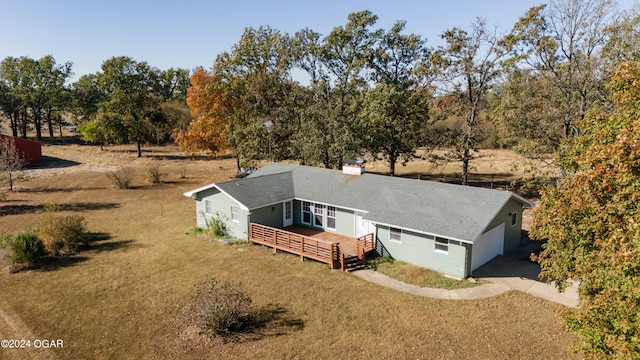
[183,162,533,278]
[0,134,43,164]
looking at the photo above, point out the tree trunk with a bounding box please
[462,147,470,186]
[20,113,28,138]
[10,114,18,137]
[34,116,42,141]
[137,142,142,158]
[47,111,54,142]
[8,171,13,191]
[389,155,396,177]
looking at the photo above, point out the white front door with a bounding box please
[283,201,293,227]
[355,212,374,237]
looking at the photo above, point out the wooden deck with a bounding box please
[249,223,375,271]
[283,225,358,256]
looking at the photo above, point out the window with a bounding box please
[204,199,213,215]
[389,227,402,243]
[511,212,517,226]
[230,205,239,222]
[435,237,449,253]
[314,204,325,227]
[302,201,312,225]
[327,206,336,230]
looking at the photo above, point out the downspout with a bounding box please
[464,242,471,278]
[246,213,251,241]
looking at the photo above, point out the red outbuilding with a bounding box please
[0,134,43,164]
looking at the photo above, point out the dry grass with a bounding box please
[0,144,576,359]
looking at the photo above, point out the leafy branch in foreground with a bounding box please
[530,61,640,359]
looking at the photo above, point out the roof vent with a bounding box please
[342,159,365,175]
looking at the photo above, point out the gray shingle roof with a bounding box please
[196,162,532,242]
[216,171,295,209]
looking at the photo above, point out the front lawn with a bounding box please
[0,145,577,359]
[366,256,481,289]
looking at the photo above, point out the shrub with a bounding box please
[203,212,229,237]
[145,165,162,184]
[7,231,46,267]
[106,167,134,189]
[0,235,13,271]
[186,226,206,235]
[186,279,253,336]
[39,203,87,256]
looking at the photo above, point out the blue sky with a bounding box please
[0,1,546,81]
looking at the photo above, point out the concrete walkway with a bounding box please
[352,240,580,308]
[352,269,511,300]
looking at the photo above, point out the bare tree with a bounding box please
[0,136,25,192]
[500,0,617,172]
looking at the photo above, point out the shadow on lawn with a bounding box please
[0,202,120,216]
[82,232,137,253]
[38,232,136,272]
[25,186,106,193]
[59,202,120,212]
[225,304,305,343]
[26,155,81,170]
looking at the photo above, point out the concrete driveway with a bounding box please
[472,240,579,308]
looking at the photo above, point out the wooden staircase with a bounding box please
[342,254,367,272]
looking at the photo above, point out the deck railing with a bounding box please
[356,233,375,261]
[250,223,342,269]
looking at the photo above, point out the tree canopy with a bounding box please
[530,61,640,358]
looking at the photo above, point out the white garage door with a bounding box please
[471,223,505,271]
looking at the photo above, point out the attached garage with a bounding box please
[471,223,504,271]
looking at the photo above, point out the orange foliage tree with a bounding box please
[173,68,231,157]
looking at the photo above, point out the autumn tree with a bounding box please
[500,0,616,171]
[601,10,640,71]
[428,18,506,185]
[174,68,230,156]
[530,62,640,358]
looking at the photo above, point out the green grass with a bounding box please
[366,256,482,289]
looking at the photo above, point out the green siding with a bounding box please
[483,198,524,253]
[250,203,284,228]
[195,189,249,240]
[291,200,354,237]
[333,207,354,237]
[376,226,467,278]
